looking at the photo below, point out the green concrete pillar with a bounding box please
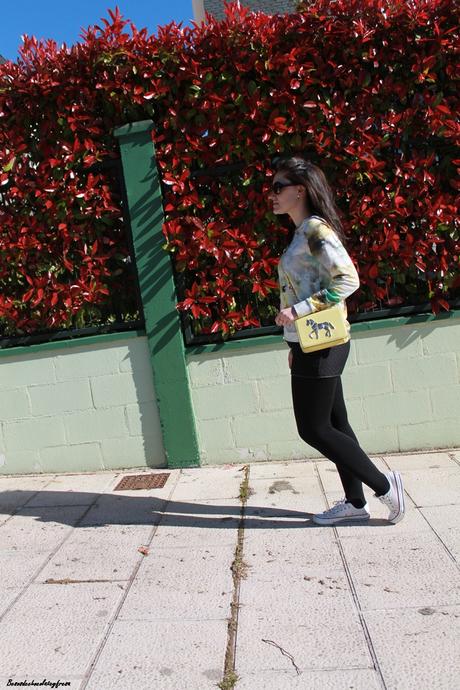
[114,120,200,468]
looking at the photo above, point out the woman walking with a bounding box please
[269,155,405,525]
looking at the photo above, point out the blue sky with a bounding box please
[0,1,198,62]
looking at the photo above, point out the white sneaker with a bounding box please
[312,499,370,526]
[376,471,405,523]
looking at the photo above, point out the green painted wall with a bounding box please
[0,335,165,475]
[187,315,460,464]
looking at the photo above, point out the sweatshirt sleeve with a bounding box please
[293,223,360,317]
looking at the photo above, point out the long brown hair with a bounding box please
[272,156,346,243]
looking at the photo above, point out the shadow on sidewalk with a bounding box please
[0,490,389,528]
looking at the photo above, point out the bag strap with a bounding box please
[284,271,300,304]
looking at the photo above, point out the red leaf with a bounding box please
[386,296,404,306]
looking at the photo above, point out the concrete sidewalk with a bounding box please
[0,451,459,690]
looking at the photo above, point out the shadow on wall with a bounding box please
[125,175,180,354]
[118,338,167,469]
[356,316,456,349]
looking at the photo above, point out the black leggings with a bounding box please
[291,376,390,503]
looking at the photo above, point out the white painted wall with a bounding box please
[192,0,206,22]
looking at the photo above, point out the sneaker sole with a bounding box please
[312,514,370,526]
[389,471,405,524]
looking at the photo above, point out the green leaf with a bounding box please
[2,157,15,172]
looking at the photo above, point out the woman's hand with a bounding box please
[275,307,296,326]
[288,349,293,369]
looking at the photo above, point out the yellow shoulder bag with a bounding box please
[285,275,350,353]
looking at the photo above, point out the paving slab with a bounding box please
[398,465,460,507]
[236,577,372,674]
[117,544,234,621]
[234,668,381,690]
[84,620,227,690]
[339,531,460,610]
[0,506,93,621]
[383,452,458,471]
[364,606,460,690]
[38,523,155,582]
[420,504,460,561]
[248,459,317,480]
[243,523,344,573]
[77,493,168,527]
[149,498,241,549]
[0,475,54,519]
[0,582,124,677]
[24,472,116,507]
[236,530,372,676]
[170,465,244,501]
[246,471,323,516]
[316,456,388,495]
[160,495,242,519]
[0,586,22,619]
[0,505,90,551]
[1,549,56,592]
[247,493,320,517]
[243,468,335,575]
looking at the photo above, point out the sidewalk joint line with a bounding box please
[79,468,183,689]
[0,483,107,626]
[381,457,459,569]
[448,452,460,468]
[218,464,250,690]
[314,462,388,690]
[415,505,459,569]
[0,474,60,527]
[357,602,460,613]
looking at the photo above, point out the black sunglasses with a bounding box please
[272,181,296,195]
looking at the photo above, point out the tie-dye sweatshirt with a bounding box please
[277,215,360,343]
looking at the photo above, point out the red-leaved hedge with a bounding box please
[0,0,458,338]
